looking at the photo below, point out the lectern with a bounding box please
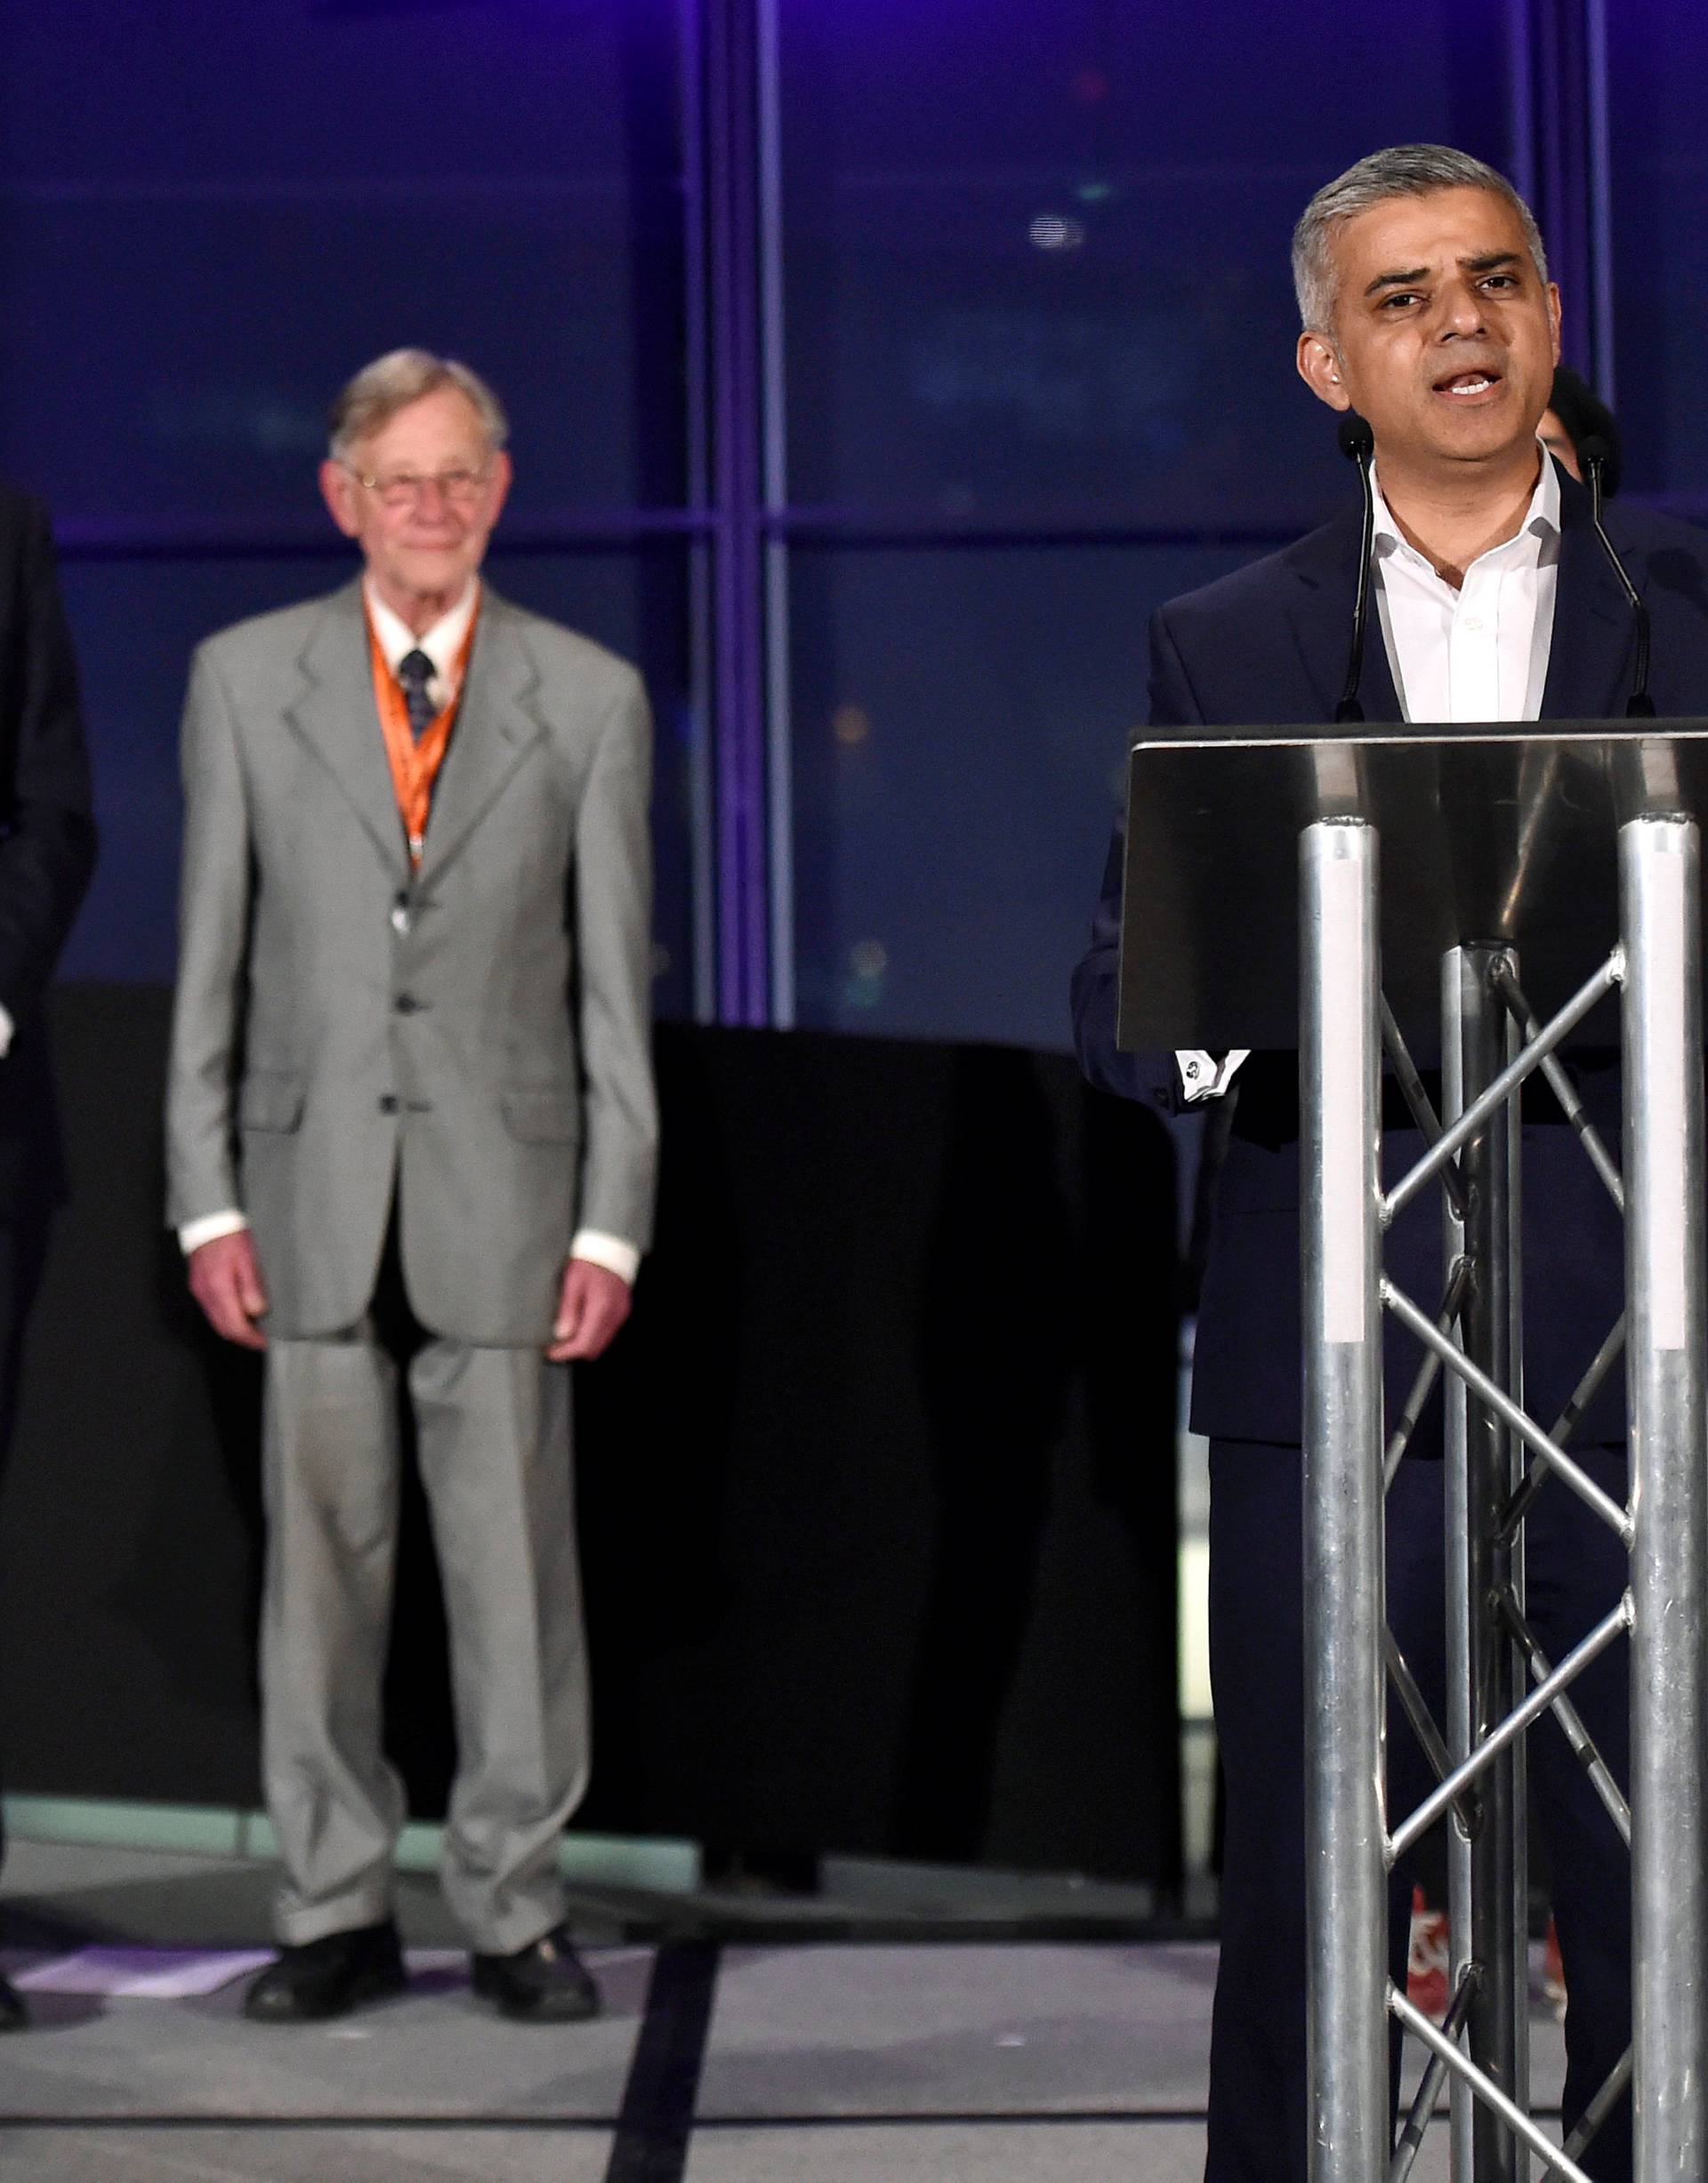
[1119,721,1708,2183]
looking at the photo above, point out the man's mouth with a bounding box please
[1433,367,1503,399]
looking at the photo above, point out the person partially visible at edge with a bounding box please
[1070,144,1708,2181]
[1540,360,1623,492]
[165,350,657,2027]
[0,483,97,2034]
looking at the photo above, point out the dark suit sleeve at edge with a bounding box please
[1069,603,1201,1111]
[0,498,96,1011]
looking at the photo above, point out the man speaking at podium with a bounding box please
[1075,146,1708,2181]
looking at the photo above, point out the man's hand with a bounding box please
[548,1257,632,1362]
[187,1229,270,1350]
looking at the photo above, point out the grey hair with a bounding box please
[328,348,510,462]
[1292,145,1549,334]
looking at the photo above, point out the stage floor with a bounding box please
[0,1839,1571,2181]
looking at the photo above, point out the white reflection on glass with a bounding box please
[850,939,889,980]
[1028,213,1086,253]
[834,703,872,747]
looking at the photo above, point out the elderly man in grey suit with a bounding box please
[165,350,657,2025]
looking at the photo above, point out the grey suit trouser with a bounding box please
[260,1320,588,1955]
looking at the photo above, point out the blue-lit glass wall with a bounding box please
[0,0,700,1011]
[1607,5,1708,512]
[775,1,1519,1043]
[0,2,1665,1051]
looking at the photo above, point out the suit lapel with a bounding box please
[1284,506,1405,726]
[284,581,408,875]
[1285,465,1640,729]
[415,590,547,885]
[1541,474,1642,721]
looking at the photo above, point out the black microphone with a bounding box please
[1336,414,1376,724]
[1576,431,1655,718]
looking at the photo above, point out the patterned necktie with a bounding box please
[397,649,437,741]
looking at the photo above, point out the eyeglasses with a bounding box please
[343,462,493,510]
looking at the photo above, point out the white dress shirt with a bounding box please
[1368,445,1559,725]
[1176,447,1560,1104]
[180,576,640,1288]
[365,576,479,715]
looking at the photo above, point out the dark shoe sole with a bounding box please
[243,1959,408,2025]
[470,1965,600,2024]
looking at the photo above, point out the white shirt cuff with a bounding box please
[0,1005,14,1058]
[1175,1050,1251,1104]
[180,1209,250,1257]
[570,1229,640,1286]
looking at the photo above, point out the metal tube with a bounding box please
[1301,819,1386,2183]
[1383,1281,1632,1543]
[1381,994,1469,1220]
[1504,957,1532,2167]
[1386,952,1622,1225]
[1388,1970,1478,2183]
[1499,1316,1627,1544]
[1384,1259,1471,1488]
[1619,815,1708,2183]
[1384,1627,1476,1827]
[1441,953,1478,2183]
[1496,1590,1631,1846]
[1438,944,1526,2181]
[1492,963,1625,1212]
[1384,1344,1443,1490]
[1538,1046,1625,1209]
[1562,2046,1633,2164]
[1389,1987,1597,2183]
[1388,1595,1631,1865]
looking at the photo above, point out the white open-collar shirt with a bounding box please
[1370,445,1560,725]
[1177,447,1562,1104]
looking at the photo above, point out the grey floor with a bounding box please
[0,1839,1572,2182]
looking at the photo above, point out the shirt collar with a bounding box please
[364,576,480,681]
[1369,446,1560,575]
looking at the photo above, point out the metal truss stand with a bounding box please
[1303,806,1707,2183]
[1116,723,1708,2183]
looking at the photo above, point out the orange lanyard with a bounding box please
[365,604,479,866]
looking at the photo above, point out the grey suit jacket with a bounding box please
[165,578,657,1344]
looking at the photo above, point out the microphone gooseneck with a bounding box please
[1577,431,1655,719]
[1335,414,1376,724]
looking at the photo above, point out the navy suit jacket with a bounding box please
[1073,458,1708,1446]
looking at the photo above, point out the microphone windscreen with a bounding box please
[1575,431,1610,474]
[1338,414,1375,463]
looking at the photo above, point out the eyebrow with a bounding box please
[1363,249,1524,299]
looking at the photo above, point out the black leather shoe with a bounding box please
[0,1971,28,2031]
[242,1920,406,2024]
[471,1924,599,2022]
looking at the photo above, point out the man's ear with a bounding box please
[486,447,514,526]
[318,459,362,540]
[1297,330,1351,413]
